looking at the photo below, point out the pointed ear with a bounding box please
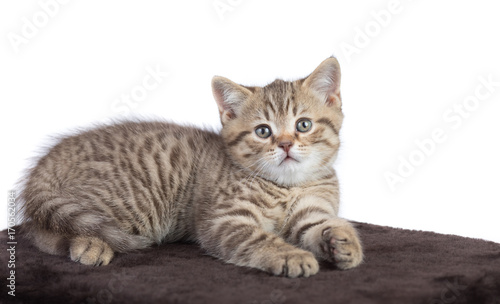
[302,57,342,107]
[211,76,253,125]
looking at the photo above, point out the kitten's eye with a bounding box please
[255,125,272,138]
[296,119,312,132]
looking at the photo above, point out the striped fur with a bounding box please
[19,57,362,277]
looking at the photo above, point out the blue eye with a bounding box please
[296,119,312,132]
[255,125,272,138]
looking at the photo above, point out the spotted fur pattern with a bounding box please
[19,57,363,277]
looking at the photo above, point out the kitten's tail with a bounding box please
[19,192,152,254]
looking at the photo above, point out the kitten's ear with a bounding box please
[212,76,253,125]
[302,57,342,107]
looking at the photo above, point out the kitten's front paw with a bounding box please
[321,224,363,270]
[267,249,319,278]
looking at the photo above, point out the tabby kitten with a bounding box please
[19,57,363,277]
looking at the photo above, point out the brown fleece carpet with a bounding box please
[1,222,499,304]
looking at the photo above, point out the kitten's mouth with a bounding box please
[279,155,298,165]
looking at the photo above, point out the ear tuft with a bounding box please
[302,57,342,107]
[211,76,253,124]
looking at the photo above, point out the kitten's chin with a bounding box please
[261,162,324,187]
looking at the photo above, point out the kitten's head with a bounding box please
[212,57,343,186]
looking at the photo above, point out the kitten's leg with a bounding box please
[70,236,114,266]
[282,196,363,269]
[198,209,319,277]
[308,218,363,269]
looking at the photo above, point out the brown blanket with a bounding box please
[1,222,499,304]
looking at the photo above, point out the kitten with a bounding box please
[19,57,363,277]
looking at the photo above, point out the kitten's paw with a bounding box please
[268,249,319,278]
[70,236,114,266]
[321,224,363,270]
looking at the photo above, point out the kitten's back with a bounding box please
[20,121,222,254]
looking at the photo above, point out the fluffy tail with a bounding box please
[19,190,152,253]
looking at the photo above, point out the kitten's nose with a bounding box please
[278,141,293,153]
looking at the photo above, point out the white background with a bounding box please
[1,0,499,243]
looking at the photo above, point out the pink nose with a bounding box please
[279,141,293,153]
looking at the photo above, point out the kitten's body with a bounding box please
[20,58,363,277]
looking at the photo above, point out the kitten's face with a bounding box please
[213,58,343,186]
